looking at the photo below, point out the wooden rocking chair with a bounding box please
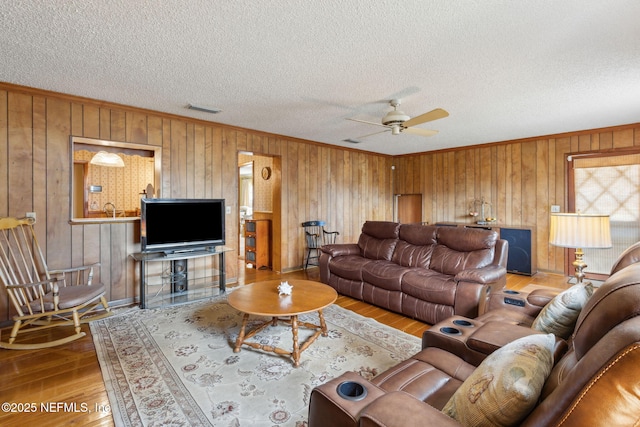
[0,217,112,350]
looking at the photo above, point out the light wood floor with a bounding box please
[0,265,569,427]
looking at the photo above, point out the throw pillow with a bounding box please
[531,283,594,339]
[442,333,555,427]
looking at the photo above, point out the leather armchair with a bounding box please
[478,240,640,327]
[309,261,640,427]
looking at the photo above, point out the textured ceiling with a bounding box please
[1,1,639,155]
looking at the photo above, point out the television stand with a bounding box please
[131,246,232,309]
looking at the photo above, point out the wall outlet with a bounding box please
[550,205,561,213]
[26,212,36,220]
[225,206,231,215]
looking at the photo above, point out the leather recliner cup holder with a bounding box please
[452,319,473,327]
[337,381,368,401]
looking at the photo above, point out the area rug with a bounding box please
[91,293,421,427]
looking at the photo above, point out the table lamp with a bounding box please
[549,212,612,285]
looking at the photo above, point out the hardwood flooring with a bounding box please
[0,265,569,427]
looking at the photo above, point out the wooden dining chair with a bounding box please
[0,217,112,349]
[302,220,339,269]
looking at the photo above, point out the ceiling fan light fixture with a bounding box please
[345,98,447,143]
[381,109,410,126]
[90,151,125,167]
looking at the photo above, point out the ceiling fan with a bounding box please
[346,99,448,142]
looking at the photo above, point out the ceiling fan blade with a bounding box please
[355,129,390,140]
[403,108,449,128]
[347,117,387,128]
[403,127,439,137]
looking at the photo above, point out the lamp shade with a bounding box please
[549,213,612,249]
[90,151,125,167]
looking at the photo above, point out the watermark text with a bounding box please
[2,401,111,414]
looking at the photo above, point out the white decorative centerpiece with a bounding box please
[278,281,293,296]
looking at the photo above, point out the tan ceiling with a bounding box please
[1,1,639,155]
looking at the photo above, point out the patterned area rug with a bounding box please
[91,293,421,426]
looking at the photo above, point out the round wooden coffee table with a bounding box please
[227,279,338,367]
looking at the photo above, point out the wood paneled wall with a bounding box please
[393,125,640,273]
[0,83,393,323]
[1,82,639,324]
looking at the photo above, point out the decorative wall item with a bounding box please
[261,166,272,180]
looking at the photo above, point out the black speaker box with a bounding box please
[500,228,535,276]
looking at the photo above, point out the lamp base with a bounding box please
[572,247,588,286]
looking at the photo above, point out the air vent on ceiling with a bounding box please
[187,104,222,114]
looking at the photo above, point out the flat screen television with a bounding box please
[141,198,225,253]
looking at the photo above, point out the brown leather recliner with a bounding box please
[478,240,640,327]
[308,261,640,427]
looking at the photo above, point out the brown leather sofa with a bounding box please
[319,221,508,324]
[308,261,640,426]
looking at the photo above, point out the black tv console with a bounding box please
[131,246,231,309]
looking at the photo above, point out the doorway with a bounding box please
[395,194,423,224]
[238,161,253,260]
[237,152,282,272]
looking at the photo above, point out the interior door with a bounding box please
[396,194,422,224]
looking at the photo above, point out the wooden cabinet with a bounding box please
[245,219,271,269]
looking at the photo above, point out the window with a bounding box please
[570,151,640,276]
[70,136,162,222]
